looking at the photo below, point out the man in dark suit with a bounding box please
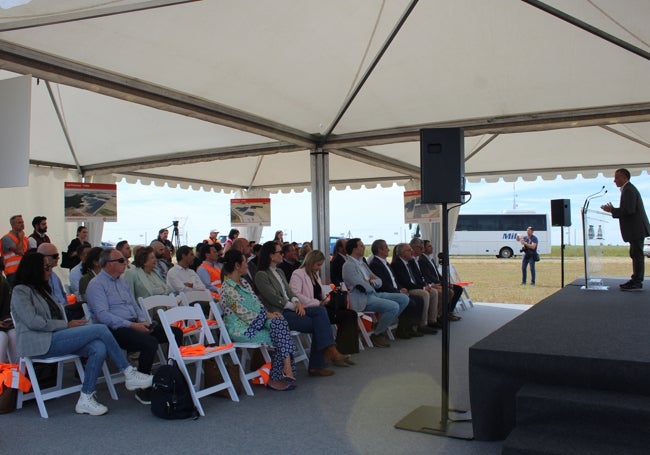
[601,168,650,290]
[390,243,441,329]
[368,239,435,338]
[330,238,347,285]
[410,238,462,320]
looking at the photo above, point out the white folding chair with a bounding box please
[138,294,190,363]
[157,304,242,416]
[179,290,221,338]
[357,311,396,348]
[13,310,118,418]
[448,264,474,310]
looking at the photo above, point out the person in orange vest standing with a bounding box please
[197,243,223,301]
[1,215,28,286]
[204,229,220,245]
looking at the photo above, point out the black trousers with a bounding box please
[111,324,183,374]
[629,238,645,283]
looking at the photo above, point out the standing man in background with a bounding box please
[601,168,650,291]
[1,215,27,285]
[518,227,538,286]
[28,216,51,249]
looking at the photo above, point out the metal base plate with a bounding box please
[394,405,474,440]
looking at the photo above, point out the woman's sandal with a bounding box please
[267,381,296,391]
[282,374,297,383]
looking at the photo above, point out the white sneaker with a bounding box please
[123,366,154,391]
[75,392,108,416]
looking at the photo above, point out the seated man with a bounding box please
[86,249,183,405]
[391,243,441,329]
[36,243,67,307]
[410,238,462,320]
[341,238,409,348]
[196,243,223,301]
[277,243,300,281]
[368,239,436,338]
[69,243,92,298]
[330,238,347,286]
[116,240,134,270]
[166,245,206,294]
[150,240,170,281]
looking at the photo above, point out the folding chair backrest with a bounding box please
[180,290,212,306]
[208,300,232,345]
[157,304,215,350]
[138,294,178,324]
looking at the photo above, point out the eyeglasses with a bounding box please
[273,250,282,254]
[106,258,126,264]
[44,253,60,260]
[43,264,53,271]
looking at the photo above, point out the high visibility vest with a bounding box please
[0,363,31,394]
[249,363,271,386]
[198,261,222,300]
[1,232,28,275]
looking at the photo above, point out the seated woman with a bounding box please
[78,247,104,302]
[255,241,350,377]
[219,250,296,391]
[10,252,154,415]
[290,250,358,358]
[125,246,172,300]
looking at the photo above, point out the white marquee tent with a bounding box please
[0,0,649,250]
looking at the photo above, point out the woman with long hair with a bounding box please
[273,230,284,245]
[78,246,104,302]
[255,241,350,377]
[124,246,172,300]
[10,252,154,415]
[222,228,240,254]
[219,250,296,391]
[290,250,358,357]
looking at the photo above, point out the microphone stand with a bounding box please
[581,187,606,289]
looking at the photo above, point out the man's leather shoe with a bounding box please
[370,333,390,348]
[621,282,643,291]
[428,321,443,330]
[409,329,424,338]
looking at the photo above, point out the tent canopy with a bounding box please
[0,0,649,192]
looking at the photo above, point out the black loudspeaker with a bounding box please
[420,128,465,203]
[551,199,571,226]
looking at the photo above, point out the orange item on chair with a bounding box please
[0,363,31,394]
[178,343,234,357]
[66,294,77,305]
[249,363,271,385]
[455,281,474,287]
[360,313,374,332]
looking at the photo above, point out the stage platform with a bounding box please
[469,278,649,441]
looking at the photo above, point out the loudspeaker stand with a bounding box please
[395,406,473,440]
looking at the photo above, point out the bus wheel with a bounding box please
[498,247,513,259]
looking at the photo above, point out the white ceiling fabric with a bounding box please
[0,0,648,193]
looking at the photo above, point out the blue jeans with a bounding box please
[41,324,129,394]
[521,254,536,284]
[365,292,409,334]
[283,306,334,370]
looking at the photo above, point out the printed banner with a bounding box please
[404,190,440,223]
[230,198,271,226]
[64,182,117,222]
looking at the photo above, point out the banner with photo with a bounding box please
[404,190,441,223]
[230,198,271,226]
[64,182,118,222]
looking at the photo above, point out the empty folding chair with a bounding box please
[157,304,242,416]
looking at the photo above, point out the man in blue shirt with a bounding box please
[86,248,182,405]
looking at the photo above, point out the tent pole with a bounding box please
[310,148,330,283]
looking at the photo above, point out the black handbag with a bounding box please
[327,290,349,311]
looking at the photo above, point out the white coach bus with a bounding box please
[450,212,551,258]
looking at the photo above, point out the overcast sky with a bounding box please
[102,171,650,248]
